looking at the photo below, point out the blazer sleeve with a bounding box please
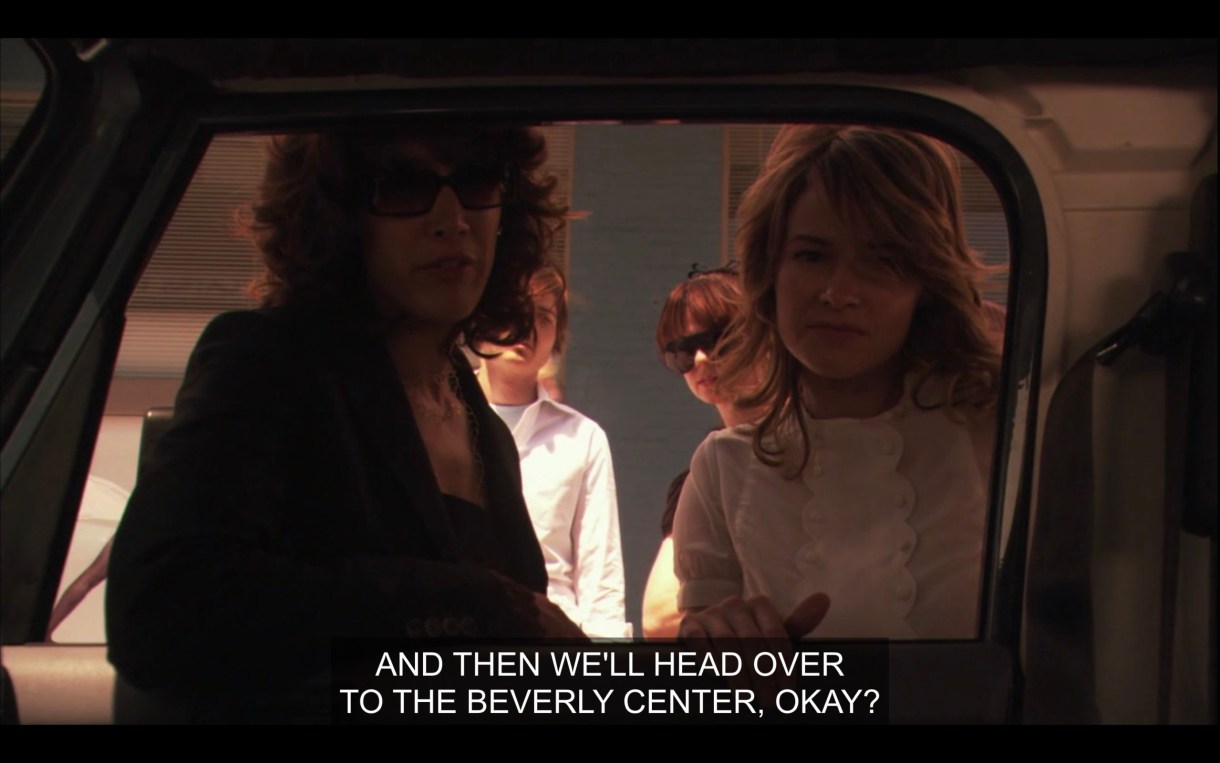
[106,311,543,691]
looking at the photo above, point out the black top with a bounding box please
[106,307,548,715]
[443,493,508,575]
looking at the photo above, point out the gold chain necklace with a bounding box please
[404,369,461,424]
[403,367,485,505]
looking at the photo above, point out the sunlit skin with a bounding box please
[683,345,722,404]
[480,292,559,405]
[775,184,922,420]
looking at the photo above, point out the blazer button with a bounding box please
[425,617,443,637]
[443,617,462,636]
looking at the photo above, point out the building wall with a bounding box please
[564,125,725,634]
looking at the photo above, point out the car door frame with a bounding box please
[2,38,1056,723]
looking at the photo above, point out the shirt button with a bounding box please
[895,584,913,600]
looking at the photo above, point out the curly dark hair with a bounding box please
[247,123,565,349]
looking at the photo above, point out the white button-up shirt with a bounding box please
[491,385,631,638]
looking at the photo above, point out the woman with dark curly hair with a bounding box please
[106,123,581,721]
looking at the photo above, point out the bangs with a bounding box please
[655,273,741,351]
[804,132,966,285]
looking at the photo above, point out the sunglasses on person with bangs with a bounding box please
[662,323,728,375]
[369,160,507,217]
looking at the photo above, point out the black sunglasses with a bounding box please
[662,326,726,375]
[369,162,506,217]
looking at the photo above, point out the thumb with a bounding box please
[783,592,830,640]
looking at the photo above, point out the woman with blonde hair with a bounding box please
[675,125,1003,643]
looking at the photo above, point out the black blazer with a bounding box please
[106,307,548,700]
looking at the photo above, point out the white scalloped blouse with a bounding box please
[674,384,994,640]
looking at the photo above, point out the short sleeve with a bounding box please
[672,434,742,610]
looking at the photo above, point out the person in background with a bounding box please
[478,264,631,639]
[641,264,763,638]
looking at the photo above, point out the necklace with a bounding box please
[403,366,485,505]
[461,381,486,506]
[404,369,462,424]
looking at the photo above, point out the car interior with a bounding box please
[1,38,1214,724]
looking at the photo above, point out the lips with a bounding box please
[420,253,477,282]
[811,321,866,336]
[810,321,866,333]
[421,253,476,271]
[809,322,867,346]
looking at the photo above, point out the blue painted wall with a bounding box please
[563,125,725,635]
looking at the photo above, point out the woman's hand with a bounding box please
[678,592,830,641]
[490,570,589,641]
[678,593,830,708]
